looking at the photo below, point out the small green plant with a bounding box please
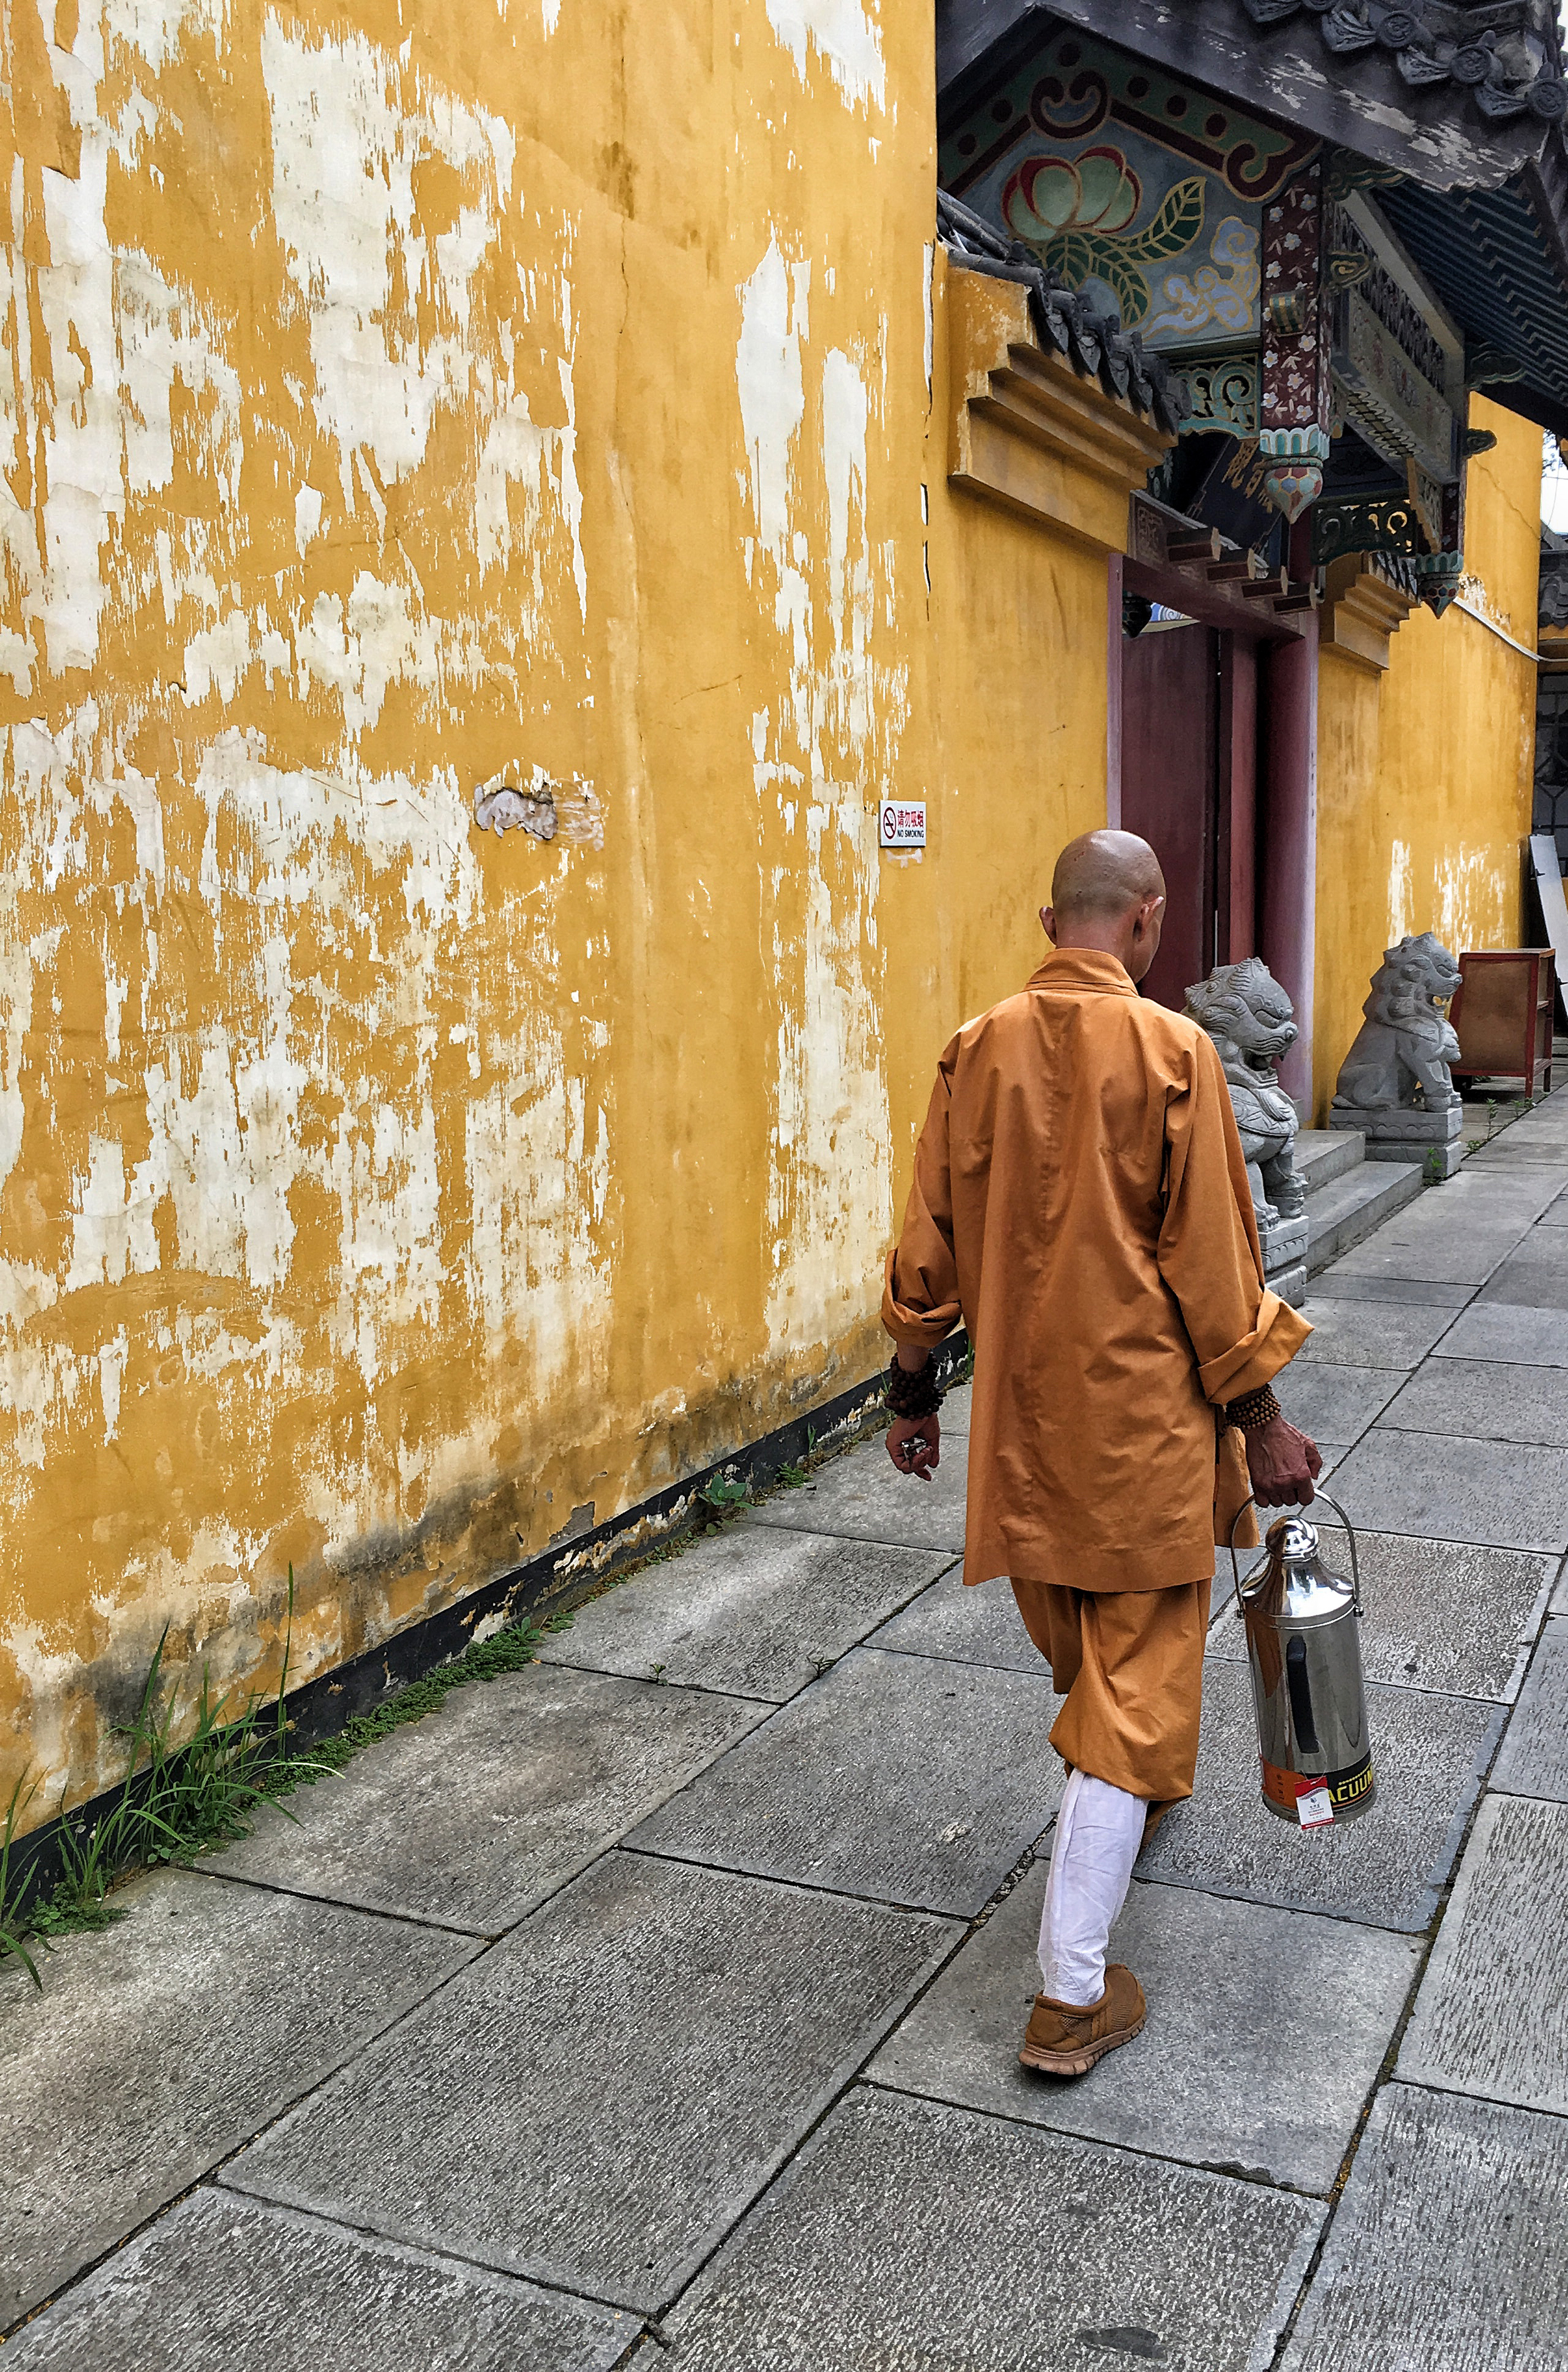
[1423,1148,1445,1184]
[776,1460,809,1489]
[697,1474,749,1532]
[649,1662,667,1684]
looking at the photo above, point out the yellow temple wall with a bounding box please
[1312,398,1542,1119]
[0,0,965,1828]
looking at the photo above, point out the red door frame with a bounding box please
[1107,550,1317,1111]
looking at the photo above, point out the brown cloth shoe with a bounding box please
[1019,1964,1147,2078]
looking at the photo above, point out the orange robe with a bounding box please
[882,946,1311,1596]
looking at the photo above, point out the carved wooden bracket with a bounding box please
[1320,555,1419,674]
[946,265,1172,556]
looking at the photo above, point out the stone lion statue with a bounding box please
[1332,932,1462,1112]
[1183,959,1305,1230]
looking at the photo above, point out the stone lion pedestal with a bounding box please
[1330,933,1465,1181]
[1184,959,1308,1309]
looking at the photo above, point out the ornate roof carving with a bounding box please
[1236,1,1565,125]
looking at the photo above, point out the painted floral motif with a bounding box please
[1144,218,1260,339]
[1001,145,1205,326]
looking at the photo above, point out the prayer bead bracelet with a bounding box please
[1223,1383,1282,1433]
[884,1354,945,1422]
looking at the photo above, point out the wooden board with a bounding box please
[1532,836,1568,1028]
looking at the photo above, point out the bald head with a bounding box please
[1049,830,1165,923]
[1041,829,1167,983]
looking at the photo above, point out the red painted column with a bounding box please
[1218,634,1258,962]
[1259,615,1319,1114]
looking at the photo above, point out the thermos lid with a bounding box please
[1253,1513,1355,1622]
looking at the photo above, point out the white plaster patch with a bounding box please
[1388,838,1413,943]
[733,246,896,1359]
[765,0,886,113]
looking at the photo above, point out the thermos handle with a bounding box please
[1227,1489,1363,1616]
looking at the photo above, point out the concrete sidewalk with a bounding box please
[5,1095,1568,2369]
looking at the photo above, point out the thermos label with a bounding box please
[1261,1752,1375,1820]
[1296,1784,1334,1829]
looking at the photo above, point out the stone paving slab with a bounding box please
[1539,1188,1568,1225]
[1475,1242,1568,1308]
[225,1852,955,2316]
[1306,1275,1475,1306]
[1295,1297,1459,1369]
[744,1432,967,1551]
[1399,1795,1568,2113]
[1432,1302,1568,1365]
[1328,1178,1554,1284]
[1280,1361,1404,1442]
[1451,1134,1565,1162]
[1209,1530,1547,1701]
[662,2087,1323,2372]
[1278,2084,1568,2372]
[2,2187,636,2371]
[1332,1225,1544,1289]
[1490,1632,1568,1793]
[0,1868,474,2326]
[536,1526,952,1701]
[204,1666,766,1934]
[870,1862,1419,2195]
[1138,1661,1498,1931]
[1377,1354,1568,1447]
[625,1644,1064,1914]
[939,1380,972,1434]
[870,1568,1042,1673]
[1326,1428,1568,1553]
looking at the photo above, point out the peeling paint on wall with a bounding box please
[765,0,886,115]
[0,0,626,1818]
[734,234,898,1363]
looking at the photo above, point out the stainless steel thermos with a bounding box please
[1229,1492,1375,1828]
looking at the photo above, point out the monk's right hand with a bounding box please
[1246,1415,1322,1508]
[887,1414,940,1482]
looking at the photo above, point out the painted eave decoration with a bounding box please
[939,1,1568,194]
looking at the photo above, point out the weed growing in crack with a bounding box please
[272,1614,554,1796]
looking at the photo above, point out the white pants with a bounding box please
[1037,1768,1146,2006]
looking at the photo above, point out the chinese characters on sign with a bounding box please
[879,799,927,850]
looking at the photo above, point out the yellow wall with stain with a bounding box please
[0,0,1123,1832]
[1312,397,1542,1119]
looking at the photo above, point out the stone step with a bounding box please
[1296,1127,1366,1196]
[1305,1157,1426,1274]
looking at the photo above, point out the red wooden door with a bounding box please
[1118,620,1221,1012]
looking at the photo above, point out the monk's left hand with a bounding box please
[1246,1416,1322,1508]
[887,1414,940,1481]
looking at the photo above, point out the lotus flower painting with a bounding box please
[1001,143,1207,328]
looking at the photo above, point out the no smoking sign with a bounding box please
[879,799,926,851]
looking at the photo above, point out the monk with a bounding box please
[881,829,1320,2078]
